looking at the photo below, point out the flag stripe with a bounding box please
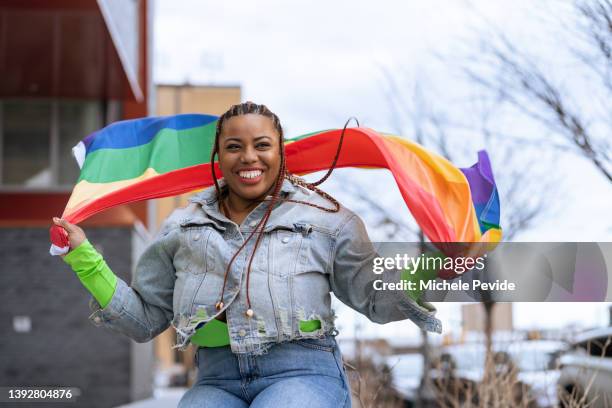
[83,114,217,153]
[58,115,501,247]
[65,168,161,217]
[78,123,216,183]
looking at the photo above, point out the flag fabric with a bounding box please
[49,114,502,255]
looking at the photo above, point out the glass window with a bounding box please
[58,101,103,185]
[1,99,104,187]
[2,100,51,186]
[579,337,612,358]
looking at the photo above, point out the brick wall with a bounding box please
[0,227,138,408]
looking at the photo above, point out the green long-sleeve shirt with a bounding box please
[63,240,229,347]
[63,240,436,347]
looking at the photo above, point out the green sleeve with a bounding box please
[63,240,117,308]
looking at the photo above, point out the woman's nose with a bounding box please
[240,146,257,163]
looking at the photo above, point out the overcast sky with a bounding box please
[153,0,612,339]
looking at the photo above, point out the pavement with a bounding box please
[115,388,187,408]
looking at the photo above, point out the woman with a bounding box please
[54,102,441,407]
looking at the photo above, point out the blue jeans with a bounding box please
[178,335,352,407]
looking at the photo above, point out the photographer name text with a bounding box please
[373,279,516,292]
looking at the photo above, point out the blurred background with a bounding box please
[0,0,610,407]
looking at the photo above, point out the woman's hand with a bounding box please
[52,217,87,250]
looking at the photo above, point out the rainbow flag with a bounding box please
[49,114,501,255]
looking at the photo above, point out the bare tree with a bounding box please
[462,0,612,183]
[377,65,559,404]
[323,53,559,403]
[331,2,607,404]
[451,0,611,361]
[379,67,556,241]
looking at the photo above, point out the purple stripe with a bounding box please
[460,151,494,204]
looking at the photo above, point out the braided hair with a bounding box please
[210,101,352,316]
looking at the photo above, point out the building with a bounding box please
[461,303,513,333]
[152,84,241,385]
[0,1,153,407]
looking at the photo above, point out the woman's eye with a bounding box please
[256,143,271,149]
[226,144,241,150]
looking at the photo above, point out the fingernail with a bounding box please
[53,217,59,222]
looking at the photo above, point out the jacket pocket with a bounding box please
[178,217,220,275]
[293,336,336,352]
[268,223,310,278]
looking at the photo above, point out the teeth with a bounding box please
[239,170,262,179]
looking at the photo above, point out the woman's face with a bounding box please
[218,114,282,203]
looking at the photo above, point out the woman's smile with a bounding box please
[218,113,282,210]
[236,167,265,185]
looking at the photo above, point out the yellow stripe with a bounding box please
[64,168,160,216]
[385,135,466,183]
[380,136,481,241]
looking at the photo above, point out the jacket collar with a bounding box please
[190,178,297,205]
[189,177,298,222]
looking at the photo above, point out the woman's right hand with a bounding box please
[52,217,87,250]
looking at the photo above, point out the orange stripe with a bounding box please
[64,168,160,217]
[373,136,480,241]
[63,128,491,244]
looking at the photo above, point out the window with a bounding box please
[0,99,116,188]
[2,101,51,185]
[578,336,612,358]
[58,101,104,185]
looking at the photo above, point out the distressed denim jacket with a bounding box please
[88,178,442,354]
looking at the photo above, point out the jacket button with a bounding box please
[193,233,200,241]
[249,220,258,228]
[238,329,246,337]
[93,316,102,324]
[281,236,290,244]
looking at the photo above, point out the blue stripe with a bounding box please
[474,188,501,232]
[83,114,218,154]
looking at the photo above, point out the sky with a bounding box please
[153,0,612,339]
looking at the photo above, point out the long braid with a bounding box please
[212,102,351,316]
[281,116,358,212]
[308,117,358,187]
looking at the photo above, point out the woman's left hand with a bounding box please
[52,217,87,251]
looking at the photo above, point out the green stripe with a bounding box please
[286,129,331,142]
[79,123,217,183]
[482,221,501,231]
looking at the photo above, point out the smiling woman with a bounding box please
[216,113,282,223]
[55,101,442,408]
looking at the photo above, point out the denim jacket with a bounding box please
[88,178,442,354]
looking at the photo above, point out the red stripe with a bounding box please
[64,128,464,243]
